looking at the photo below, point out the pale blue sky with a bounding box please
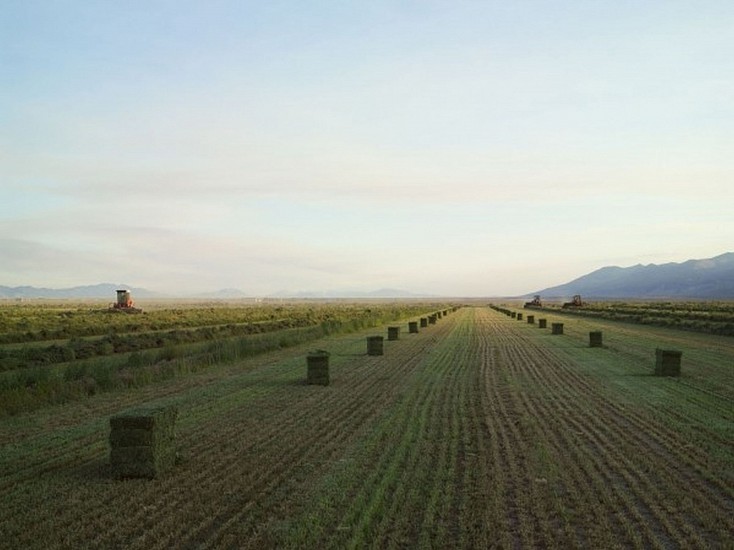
[2,1,733,295]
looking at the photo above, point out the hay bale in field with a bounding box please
[511,312,517,318]
[551,323,564,335]
[655,348,682,376]
[307,350,330,385]
[589,331,603,348]
[538,319,547,329]
[527,315,535,324]
[408,321,419,334]
[387,326,400,340]
[428,314,437,325]
[437,311,443,319]
[367,336,384,356]
[517,313,523,321]
[420,317,428,328]
[110,405,177,479]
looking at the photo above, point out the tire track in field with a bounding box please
[474,312,544,548]
[502,339,681,546]
[490,310,734,547]
[503,334,712,547]
[366,317,472,548]
[479,312,596,547]
[485,312,703,547]
[515,332,734,516]
[481,312,632,548]
[318,319,466,548]
[229,312,467,549]
[452,314,500,549]
[132,321,457,548]
[494,325,670,548]
[88,335,441,547]
[187,329,458,548]
[550,380,734,545]
[183,364,426,549]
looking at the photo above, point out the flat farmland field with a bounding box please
[1,306,732,548]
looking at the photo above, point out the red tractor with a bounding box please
[110,290,141,313]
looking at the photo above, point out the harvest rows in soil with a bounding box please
[0,305,732,548]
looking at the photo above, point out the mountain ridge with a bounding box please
[530,252,734,299]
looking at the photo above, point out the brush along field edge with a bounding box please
[0,308,732,548]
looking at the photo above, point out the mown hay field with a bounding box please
[1,305,732,548]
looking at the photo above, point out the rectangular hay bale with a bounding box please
[307,350,330,385]
[367,336,384,356]
[655,348,682,376]
[110,405,178,479]
[589,331,603,347]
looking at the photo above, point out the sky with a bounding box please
[2,1,733,296]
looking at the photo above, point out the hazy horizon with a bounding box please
[3,2,733,296]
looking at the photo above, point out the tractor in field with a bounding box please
[109,289,142,313]
[562,295,585,309]
[524,295,542,309]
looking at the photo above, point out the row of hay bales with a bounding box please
[306,307,459,386]
[109,306,460,480]
[489,305,683,377]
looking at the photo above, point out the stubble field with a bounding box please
[1,305,732,548]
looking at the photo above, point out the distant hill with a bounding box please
[190,288,250,299]
[268,288,432,299]
[0,284,431,300]
[531,252,734,299]
[0,283,159,299]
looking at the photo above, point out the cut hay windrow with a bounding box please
[109,405,177,479]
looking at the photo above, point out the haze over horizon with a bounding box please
[3,2,733,297]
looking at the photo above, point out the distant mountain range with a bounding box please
[531,252,734,299]
[268,288,432,299]
[0,283,159,299]
[0,284,429,300]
